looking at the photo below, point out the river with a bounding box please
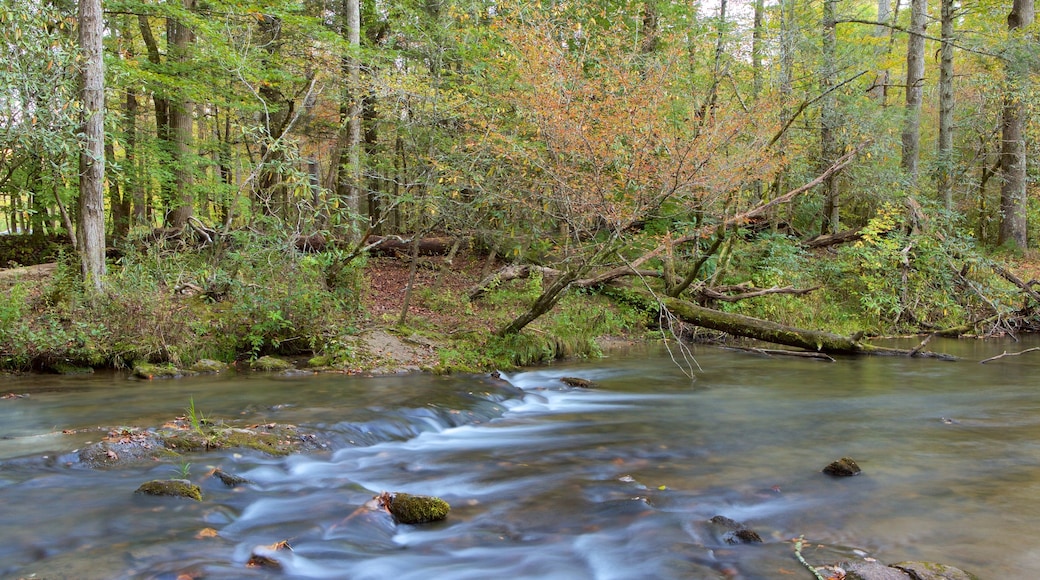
[2,338,1039,578]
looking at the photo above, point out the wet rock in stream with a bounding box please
[379,491,451,524]
[135,478,203,501]
[709,515,763,544]
[823,456,862,477]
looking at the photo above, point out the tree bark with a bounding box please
[336,0,363,230]
[869,0,892,102]
[820,0,841,234]
[78,0,106,292]
[900,0,927,178]
[936,0,955,209]
[166,0,197,228]
[997,0,1034,249]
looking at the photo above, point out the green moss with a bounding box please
[133,362,185,379]
[135,478,203,501]
[249,355,293,372]
[387,492,451,524]
[189,359,228,373]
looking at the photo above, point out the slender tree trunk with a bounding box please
[901,0,928,179]
[78,0,106,291]
[997,0,1034,249]
[166,0,197,228]
[256,14,292,218]
[752,0,764,99]
[336,0,363,231]
[937,0,956,210]
[820,0,841,234]
[869,0,892,103]
[138,15,172,220]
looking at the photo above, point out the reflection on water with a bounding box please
[3,337,1040,578]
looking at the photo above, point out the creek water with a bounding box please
[2,338,1040,579]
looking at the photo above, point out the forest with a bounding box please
[0,0,1037,372]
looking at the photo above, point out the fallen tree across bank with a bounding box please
[636,290,955,360]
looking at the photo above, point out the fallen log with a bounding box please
[365,235,458,256]
[641,291,954,359]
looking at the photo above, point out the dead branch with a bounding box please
[588,142,869,283]
[698,284,820,303]
[725,346,836,362]
[468,264,563,301]
[979,347,1040,364]
[804,228,863,249]
[992,263,1040,306]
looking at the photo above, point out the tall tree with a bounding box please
[869,0,892,103]
[997,0,1034,249]
[335,0,363,229]
[900,0,927,178]
[166,0,197,228]
[77,0,106,291]
[936,0,956,209]
[820,0,841,234]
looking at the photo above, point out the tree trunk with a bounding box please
[752,0,764,99]
[336,0,363,231]
[869,0,892,102]
[78,0,106,292]
[138,15,172,221]
[936,0,955,210]
[900,0,927,179]
[997,0,1034,249]
[166,0,196,228]
[820,0,841,234]
[256,14,292,218]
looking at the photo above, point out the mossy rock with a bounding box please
[190,359,228,373]
[384,492,450,524]
[307,355,332,368]
[135,478,203,501]
[133,362,185,380]
[50,362,94,375]
[161,426,298,456]
[249,356,293,372]
[891,561,979,580]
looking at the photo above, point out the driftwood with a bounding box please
[469,263,661,301]
[639,290,954,359]
[724,346,836,362]
[979,347,1040,364]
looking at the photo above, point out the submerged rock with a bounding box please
[823,456,862,477]
[561,376,597,388]
[380,491,450,524]
[213,468,251,487]
[709,515,763,544]
[891,561,979,580]
[135,478,203,501]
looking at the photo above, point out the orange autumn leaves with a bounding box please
[483,7,782,238]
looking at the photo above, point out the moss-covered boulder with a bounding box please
[249,356,293,372]
[135,478,203,501]
[133,362,184,379]
[380,492,450,524]
[190,359,228,373]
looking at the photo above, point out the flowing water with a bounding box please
[2,338,1040,579]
